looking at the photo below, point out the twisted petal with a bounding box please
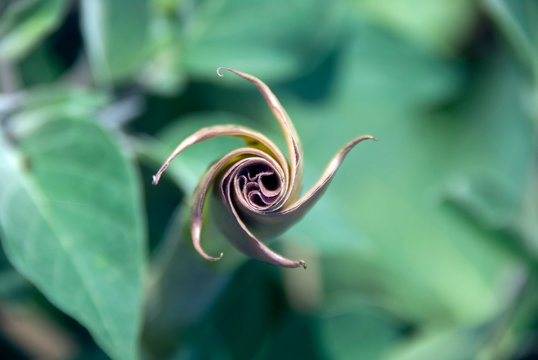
[234,135,377,238]
[152,125,289,188]
[216,67,303,204]
[213,161,306,269]
[190,147,285,262]
[153,68,376,269]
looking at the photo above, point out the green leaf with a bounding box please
[386,327,486,360]
[180,0,342,81]
[283,27,528,325]
[438,53,533,234]
[0,0,69,61]
[140,0,345,93]
[80,0,152,85]
[317,305,400,360]
[0,119,146,360]
[142,204,232,358]
[482,0,538,76]
[351,0,476,54]
[257,314,322,360]
[1,85,109,126]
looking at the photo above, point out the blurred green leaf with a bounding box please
[283,27,527,325]
[386,327,485,360]
[483,0,538,76]
[137,5,186,95]
[80,0,152,85]
[317,305,401,360]
[439,53,533,238]
[258,313,322,360]
[142,204,232,358]
[0,118,146,360]
[2,85,108,126]
[205,262,276,360]
[17,41,64,85]
[352,0,476,53]
[0,0,69,61]
[180,0,342,81]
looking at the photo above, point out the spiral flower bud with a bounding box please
[153,68,376,269]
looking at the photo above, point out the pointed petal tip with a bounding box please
[203,252,224,262]
[361,135,377,141]
[192,222,224,262]
[351,134,377,145]
[152,163,169,185]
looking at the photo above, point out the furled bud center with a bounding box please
[235,162,281,209]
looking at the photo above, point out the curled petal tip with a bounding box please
[216,67,231,77]
[197,248,224,262]
[299,260,307,270]
[204,252,224,262]
[216,67,243,78]
[152,174,159,185]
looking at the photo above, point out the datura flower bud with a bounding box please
[153,67,376,269]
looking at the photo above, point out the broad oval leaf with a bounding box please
[0,118,146,360]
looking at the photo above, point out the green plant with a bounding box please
[0,1,537,359]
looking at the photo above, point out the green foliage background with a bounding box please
[1,0,537,359]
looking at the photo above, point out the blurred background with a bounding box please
[1,0,538,359]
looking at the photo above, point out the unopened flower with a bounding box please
[153,68,376,269]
